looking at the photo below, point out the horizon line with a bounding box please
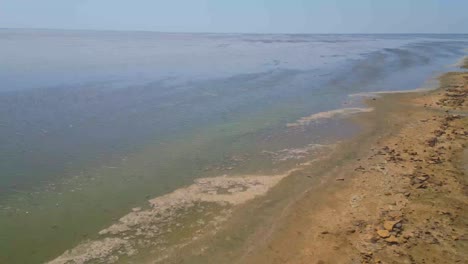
[1,27,468,35]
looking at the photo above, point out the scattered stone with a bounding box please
[383,220,400,231]
[355,166,366,172]
[415,183,427,189]
[385,235,399,244]
[416,176,428,183]
[388,211,403,219]
[434,130,445,137]
[403,232,414,239]
[377,230,390,238]
[427,137,438,147]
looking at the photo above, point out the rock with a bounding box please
[377,229,390,238]
[355,165,366,171]
[364,234,379,243]
[336,177,345,181]
[388,211,403,219]
[384,220,400,231]
[385,235,399,244]
[416,176,428,182]
[427,137,438,147]
[416,183,427,189]
[434,130,445,137]
[403,232,414,239]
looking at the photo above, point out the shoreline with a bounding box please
[44,59,467,263]
[237,60,468,263]
[151,59,467,263]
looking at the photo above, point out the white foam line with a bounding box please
[287,107,374,128]
[349,87,432,98]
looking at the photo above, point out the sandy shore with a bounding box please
[237,60,468,263]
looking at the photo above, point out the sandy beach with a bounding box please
[235,58,468,263]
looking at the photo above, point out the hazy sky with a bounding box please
[1,0,467,33]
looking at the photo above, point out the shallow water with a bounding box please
[0,30,467,263]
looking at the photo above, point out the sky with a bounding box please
[1,0,468,34]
